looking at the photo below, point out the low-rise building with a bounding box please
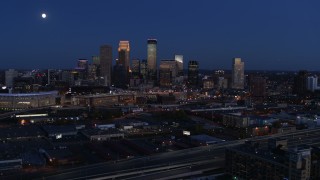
[251,126,270,136]
[272,125,296,134]
[94,124,115,130]
[190,134,224,145]
[41,125,77,139]
[249,116,278,126]
[0,126,45,140]
[72,94,135,107]
[223,113,250,128]
[81,129,124,141]
[226,139,311,180]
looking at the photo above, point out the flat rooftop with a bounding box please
[190,134,225,144]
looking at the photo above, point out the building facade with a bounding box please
[118,41,130,71]
[72,94,135,107]
[232,58,245,89]
[293,70,308,95]
[223,113,250,128]
[159,60,177,87]
[77,59,88,70]
[147,39,157,82]
[188,61,199,87]
[0,91,58,110]
[92,55,100,65]
[100,45,113,86]
[307,76,319,92]
[174,54,183,76]
[226,139,312,180]
[131,58,140,76]
[249,76,266,97]
[113,64,127,88]
[140,59,148,82]
[5,69,18,88]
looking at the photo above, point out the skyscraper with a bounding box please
[174,55,183,76]
[113,64,127,88]
[159,59,177,87]
[231,58,245,89]
[147,39,157,81]
[5,69,18,88]
[47,69,59,86]
[92,56,101,78]
[116,41,130,87]
[77,59,88,70]
[140,59,148,81]
[293,70,308,95]
[131,58,140,76]
[249,76,266,97]
[92,56,100,65]
[74,59,89,81]
[87,64,98,81]
[188,61,199,87]
[100,45,113,86]
[307,76,319,92]
[118,41,130,71]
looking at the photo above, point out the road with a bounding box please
[4,127,320,180]
[33,147,225,180]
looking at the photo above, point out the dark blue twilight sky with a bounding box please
[1,0,320,70]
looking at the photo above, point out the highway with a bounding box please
[14,127,320,180]
[34,147,225,180]
[190,106,247,112]
[76,158,223,180]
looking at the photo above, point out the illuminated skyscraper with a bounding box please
[147,39,157,81]
[116,41,130,86]
[100,45,113,86]
[118,41,130,71]
[232,58,245,89]
[174,55,183,76]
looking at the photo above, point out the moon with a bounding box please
[42,13,47,19]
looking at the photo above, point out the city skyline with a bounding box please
[1,1,320,70]
[2,1,320,179]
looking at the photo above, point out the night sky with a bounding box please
[1,0,320,70]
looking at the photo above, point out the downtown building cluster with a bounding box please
[1,39,247,93]
[0,40,248,110]
[94,39,189,89]
[58,39,185,89]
